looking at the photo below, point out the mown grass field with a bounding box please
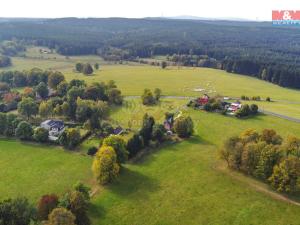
[0,139,92,202]
[90,99,300,225]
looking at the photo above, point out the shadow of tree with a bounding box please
[111,167,160,198]
[88,167,160,220]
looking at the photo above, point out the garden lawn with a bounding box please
[0,139,92,202]
[89,100,300,225]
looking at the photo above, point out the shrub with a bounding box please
[100,121,114,137]
[0,197,36,225]
[37,194,59,220]
[59,128,81,150]
[154,88,162,101]
[103,135,128,164]
[15,121,33,140]
[139,114,155,146]
[69,191,90,225]
[173,116,194,138]
[92,146,120,184]
[161,61,167,69]
[87,146,98,156]
[266,97,271,102]
[126,133,144,158]
[152,124,166,142]
[82,63,94,75]
[203,103,212,111]
[47,207,76,225]
[73,182,91,201]
[107,88,123,105]
[250,104,258,114]
[235,104,251,117]
[141,89,156,105]
[33,127,49,142]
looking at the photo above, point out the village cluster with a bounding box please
[187,94,259,117]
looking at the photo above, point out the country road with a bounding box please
[125,95,300,123]
[259,109,300,123]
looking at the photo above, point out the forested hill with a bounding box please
[0,18,300,88]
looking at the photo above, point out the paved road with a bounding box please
[125,95,300,123]
[259,109,300,123]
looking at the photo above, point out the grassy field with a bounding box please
[243,100,300,119]
[89,99,300,225]
[1,48,300,224]
[5,51,300,119]
[0,139,92,202]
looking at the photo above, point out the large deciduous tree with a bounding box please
[92,146,120,184]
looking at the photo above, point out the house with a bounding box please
[113,126,124,135]
[41,120,65,138]
[227,102,242,114]
[197,94,209,105]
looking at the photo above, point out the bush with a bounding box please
[87,146,98,156]
[47,207,76,225]
[139,114,155,146]
[102,135,128,164]
[59,128,81,149]
[235,104,251,117]
[0,197,36,225]
[100,121,114,137]
[92,146,120,184]
[37,194,59,220]
[15,121,33,140]
[173,116,194,138]
[203,103,212,111]
[126,133,144,158]
[73,182,91,201]
[141,89,156,105]
[250,104,258,114]
[152,124,166,142]
[266,97,271,102]
[69,191,90,225]
[33,127,49,142]
[82,63,93,75]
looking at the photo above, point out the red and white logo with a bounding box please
[272,10,300,25]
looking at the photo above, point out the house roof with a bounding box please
[41,120,64,129]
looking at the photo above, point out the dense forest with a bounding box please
[0,18,300,88]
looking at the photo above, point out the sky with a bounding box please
[1,0,300,21]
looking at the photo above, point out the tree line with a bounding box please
[0,18,300,88]
[220,129,300,193]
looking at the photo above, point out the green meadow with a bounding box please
[0,139,92,202]
[1,48,300,224]
[2,48,300,119]
[89,101,300,225]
